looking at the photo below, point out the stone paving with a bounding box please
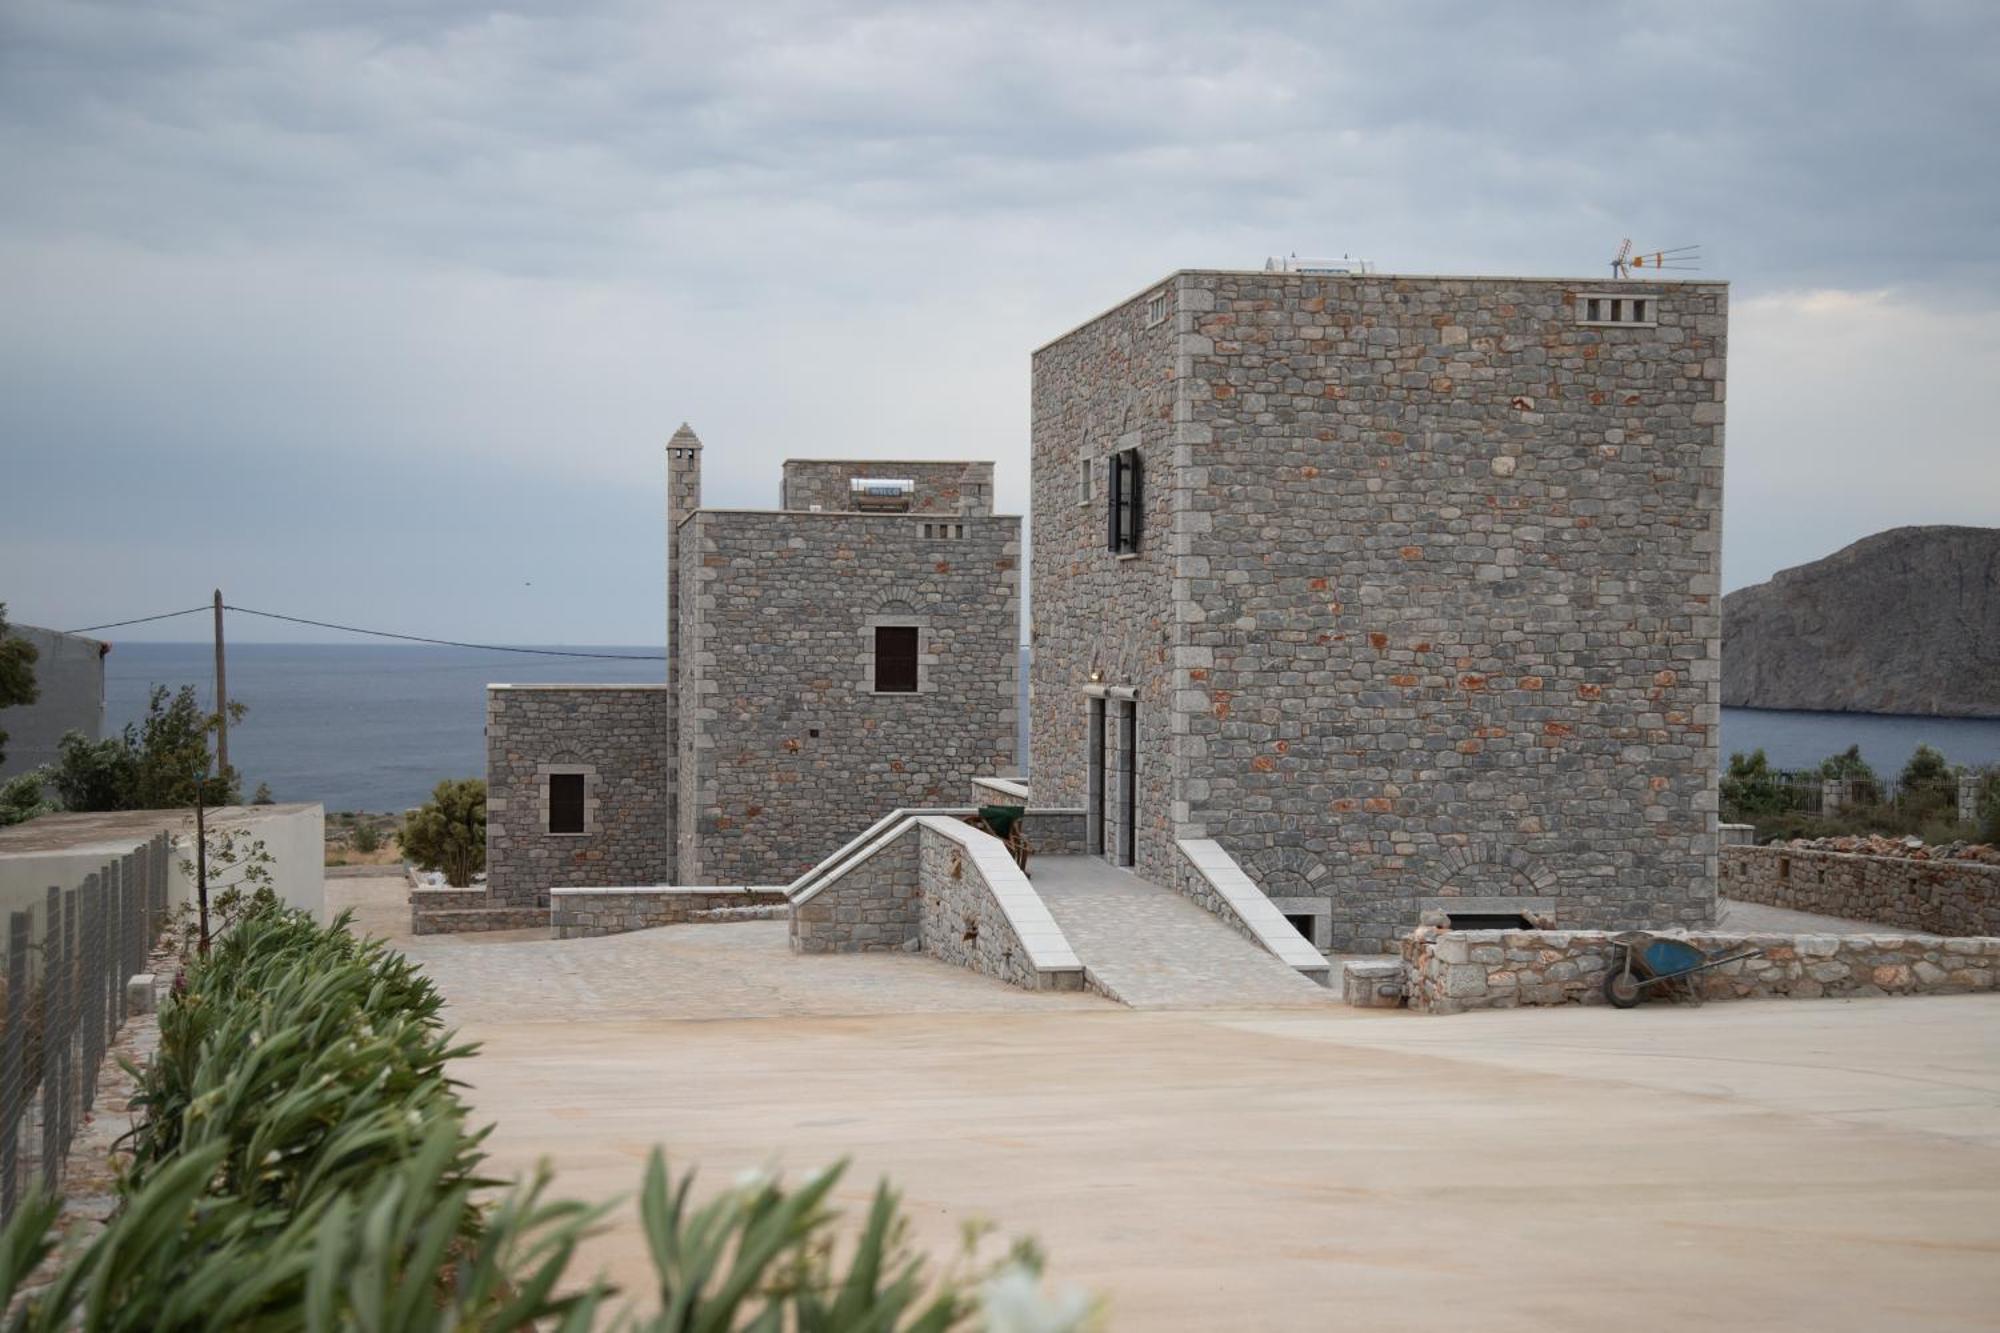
[1715,896,1897,935]
[1029,856,1335,1008]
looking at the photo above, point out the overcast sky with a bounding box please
[3,0,1996,646]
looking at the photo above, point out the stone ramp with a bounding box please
[1030,856,1335,1009]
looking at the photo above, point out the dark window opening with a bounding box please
[1284,914,1318,945]
[548,773,585,834]
[875,625,920,693]
[1444,912,1533,931]
[1586,297,1602,321]
[1107,448,1143,555]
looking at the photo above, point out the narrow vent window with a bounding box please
[1575,292,1660,328]
[1144,290,1170,327]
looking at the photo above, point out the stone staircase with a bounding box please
[1030,857,1335,1009]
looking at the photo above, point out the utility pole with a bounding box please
[213,588,229,777]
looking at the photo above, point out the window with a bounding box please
[548,772,585,834]
[1575,292,1659,328]
[922,522,966,540]
[850,478,914,512]
[1078,455,1094,506]
[874,625,920,693]
[1107,447,1143,555]
[1144,289,1170,327]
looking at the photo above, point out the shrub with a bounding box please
[401,778,486,886]
[1720,749,1789,821]
[1896,743,1959,824]
[0,769,54,827]
[47,686,244,813]
[352,821,383,854]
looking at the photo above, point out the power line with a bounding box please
[223,605,666,660]
[66,606,211,633]
[64,602,665,661]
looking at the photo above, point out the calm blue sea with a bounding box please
[103,643,2000,812]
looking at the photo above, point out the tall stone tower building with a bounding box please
[475,430,1020,919]
[1031,270,1727,951]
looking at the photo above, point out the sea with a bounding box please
[101,643,2000,813]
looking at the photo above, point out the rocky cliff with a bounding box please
[1722,526,2000,717]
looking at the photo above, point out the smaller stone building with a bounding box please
[479,431,1020,915]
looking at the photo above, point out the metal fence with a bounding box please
[0,832,172,1224]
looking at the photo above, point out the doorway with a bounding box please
[1085,695,1137,866]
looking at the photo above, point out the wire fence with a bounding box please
[0,832,172,1225]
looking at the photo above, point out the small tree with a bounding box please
[0,604,38,770]
[401,779,486,887]
[251,781,275,805]
[1720,749,1787,820]
[1897,744,1958,823]
[45,686,243,812]
[176,817,276,955]
[352,821,383,854]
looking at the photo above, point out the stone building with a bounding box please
[481,428,1020,911]
[1030,270,1728,952]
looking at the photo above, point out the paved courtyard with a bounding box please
[336,875,2000,1331]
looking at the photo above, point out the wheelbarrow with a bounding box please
[961,804,1032,874]
[1602,932,1762,1008]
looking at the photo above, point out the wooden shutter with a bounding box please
[875,626,920,693]
[1106,450,1123,552]
[1126,449,1143,551]
[548,773,585,833]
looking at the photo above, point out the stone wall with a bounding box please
[485,685,676,907]
[780,460,996,515]
[788,820,1084,992]
[1402,925,2000,1014]
[679,510,1021,886]
[1721,845,2000,937]
[1033,270,1726,952]
[1029,278,1182,885]
[789,829,918,953]
[552,885,788,938]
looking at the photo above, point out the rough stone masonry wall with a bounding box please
[485,685,676,908]
[552,887,788,939]
[1172,272,1727,952]
[781,460,996,515]
[680,511,1020,886]
[915,825,1050,989]
[789,831,919,953]
[1402,925,2000,1014]
[1029,281,1183,886]
[1721,845,2000,937]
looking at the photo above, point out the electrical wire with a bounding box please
[63,603,666,661]
[65,606,211,633]
[222,605,665,660]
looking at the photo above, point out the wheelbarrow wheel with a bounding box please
[1603,968,1643,1009]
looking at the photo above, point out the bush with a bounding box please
[0,769,54,827]
[47,686,245,813]
[401,778,486,886]
[0,904,1089,1331]
[1720,749,1789,821]
[352,821,383,854]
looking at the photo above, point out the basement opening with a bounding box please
[1445,912,1535,931]
[1283,913,1318,944]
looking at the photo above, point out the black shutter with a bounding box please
[1126,449,1143,551]
[1106,450,1123,553]
[548,773,585,833]
[875,626,920,693]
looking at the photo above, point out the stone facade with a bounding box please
[1721,845,2000,937]
[1033,271,1728,952]
[484,685,675,908]
[1402,925,2000,1015]
[678,509,1020,885]
[780,460,995,515]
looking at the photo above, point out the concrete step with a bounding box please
[1029,857,1336,1010]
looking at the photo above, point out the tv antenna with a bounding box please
[1610,240,1700,279]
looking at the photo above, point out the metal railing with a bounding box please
[0,832,172,1223]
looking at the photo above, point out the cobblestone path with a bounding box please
[1029,856,1336,1009]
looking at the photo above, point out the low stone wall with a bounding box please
[552,886,790,939]
[410,906,549,935]
[1720,845,2000,936]
[789,817,1083,991]
[1402,925,2000,1015]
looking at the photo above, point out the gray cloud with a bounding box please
[2,0,1997,639]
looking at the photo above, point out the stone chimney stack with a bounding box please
[666,423,703,680]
